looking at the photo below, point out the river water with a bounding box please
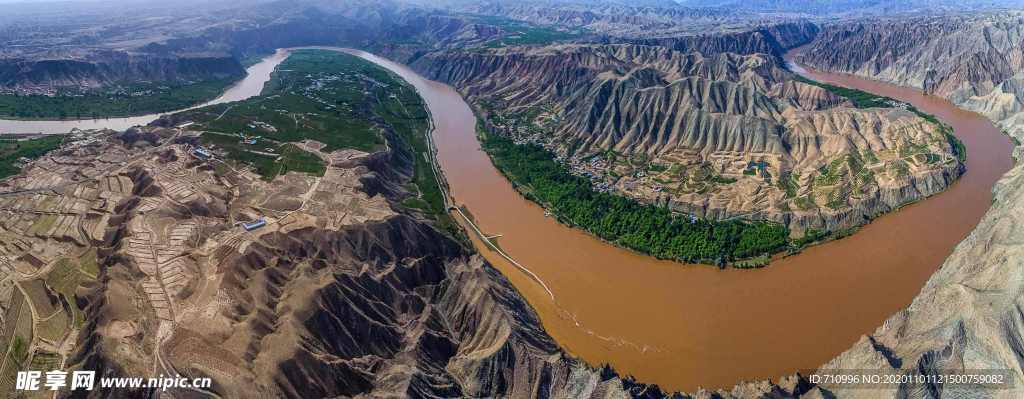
[343,49,1014,392]
[1,47,1012,392]
[0,49,289,135]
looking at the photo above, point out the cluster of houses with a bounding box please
[239,133,260,145]
[191,146,213,160]
[885,99,909,110]
[491,111,635,195]
[566,157,616,191]
[296,71,391,112]
[246,121,276,132]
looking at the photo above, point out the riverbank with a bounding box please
[477,125,788,267]
[0,135,65,178]
[463,68,963,269]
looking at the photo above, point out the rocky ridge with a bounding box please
[798,13,1024,140]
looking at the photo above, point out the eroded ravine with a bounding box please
[344,48,1014,392]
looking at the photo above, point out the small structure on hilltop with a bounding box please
[242,217,266,231]
[191,146,213,160]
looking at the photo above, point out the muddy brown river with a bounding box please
[1,47,1013,392]
[348,49,1014,392]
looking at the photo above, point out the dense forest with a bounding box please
[481,131,790,265]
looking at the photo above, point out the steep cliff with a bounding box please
[795,13,1024,139]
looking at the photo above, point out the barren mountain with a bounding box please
[797,13,1024,140]
[6,3,1024,399]
[412,43,961,235]
[793,13,1024,399]
[625,21,819,57]
[676,0,1024,16]
[0,0,509,95]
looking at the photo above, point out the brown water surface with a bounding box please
[346,47,1015,392]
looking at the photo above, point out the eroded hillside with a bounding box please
[411,44,962,239]
[795,14,1024,398]
[798,13,1024,140]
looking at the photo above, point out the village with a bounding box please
[486,105,778,210]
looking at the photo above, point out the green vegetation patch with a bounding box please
[793,74,896,109]
[481,130,789,264]
[794,193,816,210]
[0,291,32,393]
[200,131,327,180]
[467,14,585,48]
[777,171,799,198]
[0,135,64,179]
[45,255,97,328]
[180,50,454,232]
[181,50,419,180]
[0,78,238,119]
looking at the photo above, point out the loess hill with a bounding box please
[790,12,1024,398]
[410,43,963,244]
